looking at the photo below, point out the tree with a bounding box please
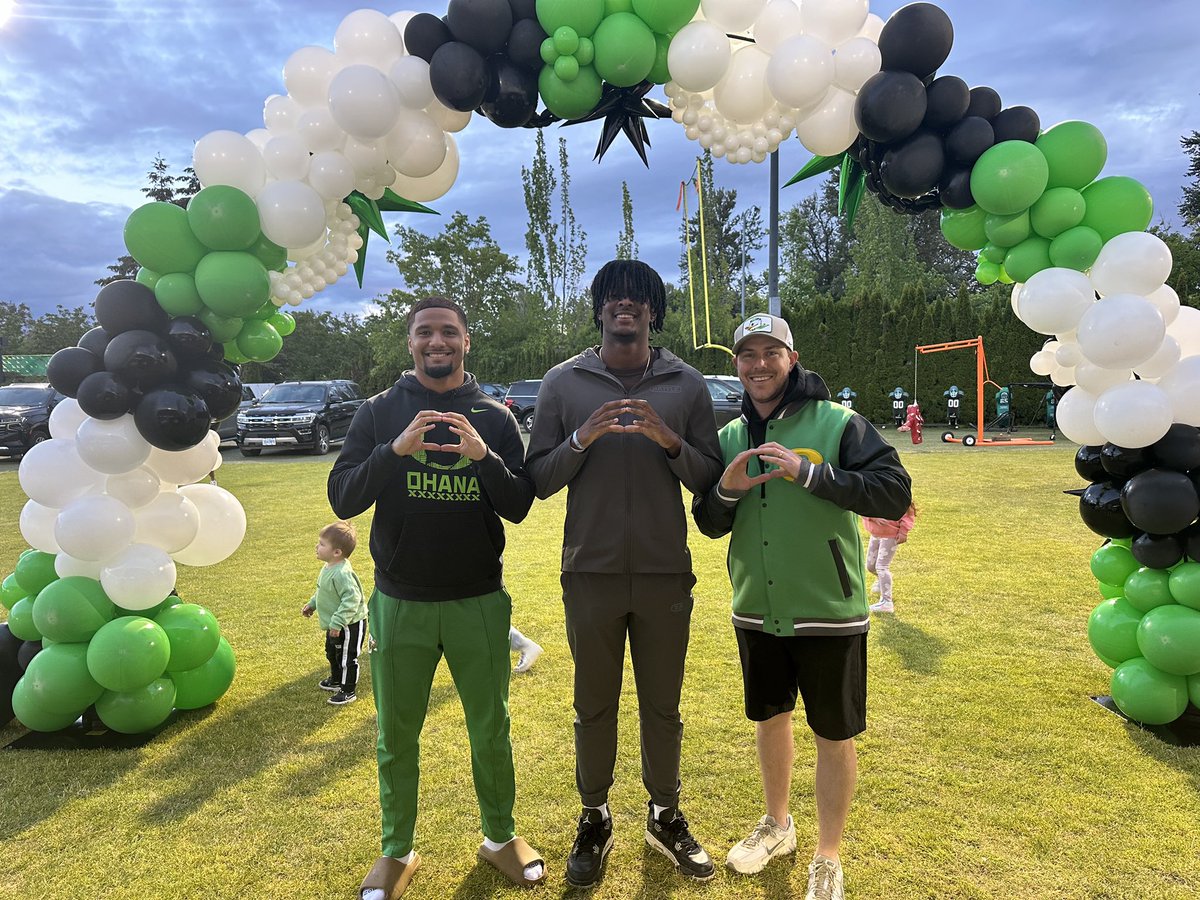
[780,174,850,304]
[1180,130,1200,230]
[616,181,638,260]
[0,301,34,354]
[240,310,373,388]
[21,305,94,353]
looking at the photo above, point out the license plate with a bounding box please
[261,437,276,446]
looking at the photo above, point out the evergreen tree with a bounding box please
[1180,130,1200,229]
[98,156,196,286]
[616,181,638,260]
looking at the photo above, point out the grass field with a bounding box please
[1,434,1198,900]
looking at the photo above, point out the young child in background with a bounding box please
[863,503,917,614]
[302,520,367,705]
[509,627,543,673]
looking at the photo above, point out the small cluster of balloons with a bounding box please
[1077,426,1200,725]
[0,552,235,734]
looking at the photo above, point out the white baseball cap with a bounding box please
[732,314,794,354]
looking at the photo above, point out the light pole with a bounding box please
[768,150,780,317]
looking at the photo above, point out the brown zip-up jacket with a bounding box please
[526,346,724,574]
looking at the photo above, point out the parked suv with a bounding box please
[0,383,62,459]
[503,379,541,432]
[479,382,508,401]
[236,380,364,456]
[213,383,270,443]
[704,375,744,427]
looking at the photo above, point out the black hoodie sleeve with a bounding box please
[474,408,536,524]
[806,414,912,518]
[328,401,403,519]
[692,479,741,539]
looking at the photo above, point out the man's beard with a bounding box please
[423,361,455,379]
[608,328,640,344]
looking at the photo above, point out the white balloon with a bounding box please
[193,130,266,196]
[1076,293,1165,370]
[307,150,357,201]
[667,22,732,93]
[174,484,247,567]
[1089,231,1173,298]
[75,415,152,475]
[426,97,472,133]
[1009,283,1024,318]
[55,553,104,580]
[793,86,859,156]
[1017,267,1094,336]
[1050,365,1076,387]
[766,35,833,111]
[264,93,302,134]
[133,491,201,554]
[753,0,805,54]
[145,430,221,486]
[387,109,448,178]
[390,133,459,202]
[18,439,104,508]
[329,64,401,140]
[20,500,61,554]
[55,495,135,562]
[1029,350,1056,377]
[1134,336,1182,380]
[802,0,868,45]
[284,46,337,107]
[701,0,766,31]
[334,8,404,69]
[1093,380,1174,448]
[714,45,773,125]
[295,106,345,153]
[1074,360,1132,395]
[1054,387,1105,445]
[245,128,272,152]
[105,467,162,509]
[1166,305,1200,359]
[48,397,88,440]
[1158,356,1200,425]
[101,543,177,611]
[257,180,328,249]
[832,36,881,92]
[390,11,417,51]
[858,12,884,42]
[1054,341,1082,368]
[263,134,312,181]
[389,55,435,109]
[1145,284,1181,327]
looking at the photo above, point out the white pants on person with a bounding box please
[866,537,899,603]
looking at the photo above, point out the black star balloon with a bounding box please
[556,81,672,166]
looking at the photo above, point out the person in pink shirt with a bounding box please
[863,503,916,613]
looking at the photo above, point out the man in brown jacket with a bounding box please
[526,259,724,888]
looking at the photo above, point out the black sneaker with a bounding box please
[644,803,715,881]
[328,691,356,705]
[318,678,339,692]
[565,807,613,888]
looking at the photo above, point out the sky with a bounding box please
[1,0,1198,321]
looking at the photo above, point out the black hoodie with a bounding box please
[328,372,534,601]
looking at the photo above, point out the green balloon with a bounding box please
[156,603,221,672]
[21,643,104,716]
[604,0,633,13]
[1079,176,1153,243]
[1111,657,1188,725]
[983,210,1030,248]
[1124,566,1176,614]
[86,617,171,693]
[969,141,1049,216]
[197,308,244,343]
[1035,121,1107,191]
[223,341,251,365]
[1098,581,1123,600]
[1002,236,1053,283]
[538,63,603,119]
[31,576,116,644]
[1029,187,1086,239]
[1169,561,1200,610]
[154,272,206,317]
[974,259,1000,285]
[194,251,270,318]
[171,636,236,709]
[123,202,208,275]
[536,0,604,36]
[12,677,82,732]
[268,311,296,336]
[592,12,656,87]
[647,31,672,84]
[1087,597,1143,665]
[135,267,161,289]
[1091,543,1139,587]
[186,185,261,251]
[540,36,559,65]
[96,677,176,734]
[7,597,42,642]
[132,596,182,620]
[246,300,277,321]
[554,54,580,81]
[1049,226,1103,272]
[997,266,1013,285]
[1190,673,1200,709]
[1,572,26,610]
[979,243,1007,265]
[553,25,580,54]
[236,320,283,363]
[1136,604,1200,676]
[249,234,288,272]
[14,550,58,596]
[940,205,988,251]
[632,0,700,33]
[576,37,595,67]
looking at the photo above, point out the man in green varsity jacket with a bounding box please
[693,313,911,900]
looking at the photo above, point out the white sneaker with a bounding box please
[869,600,894,614]
[805,854,844,900]
[725,814,796,875]
[514,639,543,673]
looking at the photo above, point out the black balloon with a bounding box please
[405,13,454,62]
[965,86,1002,120]
[1132,532,1185,570]
[854,70,927,144]
[1121,469,1200,535]
[1151,423,1200,473]
[938,166,974,208]
[184,360,243,421]
[165,316,214,361]
[991,106,1041,144]
[46,346,101,397]
[481,57,540,127]
[76,370,134,420]
[1101,443,1153,480]
[1074,445,1107,483]
[507,16,548,71]
[133,385,212,451]
[103,329,178,389]
[923,75,970,131]
[945,116,994,166]
[878,3,953,80]
[879,129,944,198]
[1184,522,1200,562]
[17,640,41,672]
[429,41,491,112]
[93,279,168,335]
[447,0,513,56]
[1079,482,1137,539]
[507,0,536,18]
[77,325,111,358]
[0,624,18,727]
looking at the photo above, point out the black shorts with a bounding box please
[735,627,867,741]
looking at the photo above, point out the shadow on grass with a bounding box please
[1124,722,1200,797]
[872,616,948,676]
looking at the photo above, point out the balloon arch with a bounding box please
[2,0,1199,735]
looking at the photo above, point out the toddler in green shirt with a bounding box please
[302,521,367,706]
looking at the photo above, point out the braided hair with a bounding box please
[590,259,666,332]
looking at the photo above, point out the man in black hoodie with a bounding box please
[329,297,544,899]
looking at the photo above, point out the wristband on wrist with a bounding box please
[569,429,586,452]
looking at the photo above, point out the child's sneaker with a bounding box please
[869,600,894,614]
[318,677,339,692]
[328,690,357,705]
[514,639,543,673]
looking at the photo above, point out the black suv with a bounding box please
[503,379,541,432]
[236,380,364,456]
[0,383,63,459]
[214,384,263,443]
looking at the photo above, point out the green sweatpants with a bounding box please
[369,587,516,857]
